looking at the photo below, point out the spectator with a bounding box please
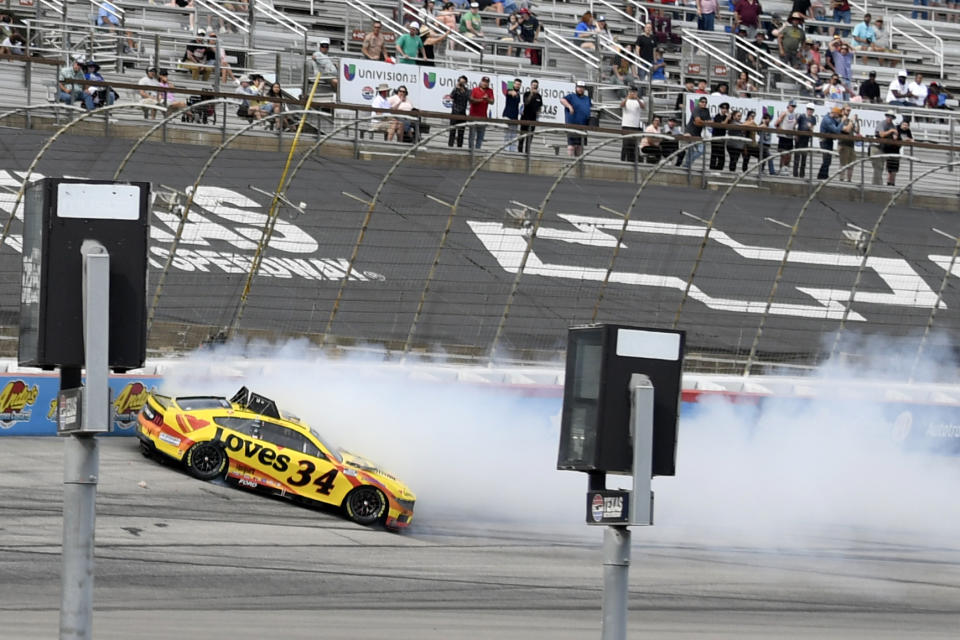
[794,102,817,177]
[851,13,875,50]
[734,70,756,96]
[807,41,822,67]
[389,85,415,141]
[469,75,494,148]
[311,37,338,92]
[595,16,614,50]
[448,75,470,148]
[137,67,160,119]
[182,30,213,81]
[877,111,900,185]
[421,24,448,65]
[635,21,656,69]
[831,0,852,37]
[502,77,522,151]
[907,72,927,108]
[712,82,729,96]
[806,63,825,97]
[0,32,24,56]
[460,3,484,39]
[362,21,386,61]
[81,61,115,111]
[250,82,285,127]
[896,115,914,181]
[651,48,666,81]
[207,32,234,83]
[437,4,458,35]
[0,13,15,41]
[837,104,859,181]
[695,80,708,93]
[684,95,710,168]
[676,79,695,112]
[726,109,746,171]
[516,8,541,65]
[96,1,136,53]
[758,111,776,174]
[710,103,731,170]
[734,0,762,38]
[859,70,881,103]
[476,0,504,24]
[620,85,644,162]
[518,79,542,153]
[872,16,888,52]
[816,106,843,178]
[697,0,719,31]
[927,82,954,109]
[57,55,85,105]
[640,114,663,163]
[912,0,929,21]
[779,13,806,69]
[774,100,799,174]
[575,11,597,49]
[608,53,638,97]
[560,80,592,156]
[823,73,848,101]
[371,82,395,139]
[661,115,683,166]
[156,69,187,111]
[886,71,912,106]
[828,40,853,87]
[235,75,258,121]
[169,0,196,33]
[396,21,425,64]
[791,0,815,20]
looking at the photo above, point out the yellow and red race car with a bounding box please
[136,386,415,529]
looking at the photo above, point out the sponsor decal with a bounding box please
[591,493,604,522]
[441,94,452,109]
[423,72,436,89]
[0,380,39,428]
[114,382,152,429]
[48,398,57,421]
[500,80,508,96]
[361,85,375,100]
[158,432,182,446]
[237,476,258,488]
[343,63,356,81]
[926,422,960,438]
[603,495,624,519]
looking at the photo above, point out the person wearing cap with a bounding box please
[371,83,395,138]
[683,96,711,169]
[235,75,258,121]
[137,67,161,119]
[815,106,843,179]
[877,111,900,185]
[561,81,592,157]
[620,85,644,163]
[310,38,339,91]
[460,3,484,38]
[516,8,541,65]
[872,16,888,51]
[710,102,732,170]
[696,0,720,32]
[448,75,470,148]
[794,103,818,177]
[362,21,386,61]
[851,13,875,49]
[774,100,799,175]
[502,78,523,152]
[659,115,683,165]
[859,70,880,103]
[468,75,494,148]
[779,12,806,69]
[56,55,85,105]
[79,60,113,111]
[395,21,425,64]
[181,30,213,81]
[886,71,912,106]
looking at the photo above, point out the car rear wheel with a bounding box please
[344,486,387,526]
[185,442,227,480]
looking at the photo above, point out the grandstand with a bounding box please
[1,0,960,373]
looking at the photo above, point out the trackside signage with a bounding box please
[338,57,575,124]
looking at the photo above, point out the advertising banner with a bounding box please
[339,57,575,125]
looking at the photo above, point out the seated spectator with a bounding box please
[734,70,756,96]
[822,73,849,101]
[57,55,85,105]
[0,32,24,55]
[640,114,663,163]
[207,32,235,83]
[927,82,953,109]
[96,1,136,53]
[886,70,912,106]
[575,11,597,49]
[804,62,824,97]
[802,40,822,67]
[156,69,187,111]
[608,52,639,94]
[136,67,160,119]
[0,13,15,40]
[250,82,289,129]
[595,16,615,50]
[389,85,415,141]
[168,0,196,33]
[907,72,927,108]
[460,3,484,38]
[858,70,881,103]
[181,30,213,81]
[81,60,115,111]
[235,75,258,121]
[311,37,338,91]
[370,82,396,138]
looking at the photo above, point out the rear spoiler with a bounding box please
[149,393,173,409]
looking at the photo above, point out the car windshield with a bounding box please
[309,425,342,463]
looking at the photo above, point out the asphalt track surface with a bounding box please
[1,438,958,639]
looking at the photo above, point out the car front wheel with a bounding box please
[344,486,387,526]
[185,442,227,480]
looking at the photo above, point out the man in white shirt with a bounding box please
[886,71,912,106]
[907,72,927,108]
[137,67,160,119]
[619,85,644,162]
[371,82,395,136]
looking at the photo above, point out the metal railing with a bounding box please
[682,31,765,89]
[195,0,251,35]
[724,34,814,92]
[594,0,648,37]
[542,27,600,71]
[399,0,482,56]
[253,0,307,37]
[890,14,944,78]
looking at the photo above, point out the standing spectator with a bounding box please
[828,40,854,88]
[362,21,386,61]
[791,0,815,20]
[684,95,710,168]
[726,110,746,171]
[57,55,85,105]
[575,11,597,49]
[560,80,592,156]
[421,24,448,65]
[859,70,881,103]
[912,0,929,21]
[877,111,900,185]
[758,111,776,174]
[779,13,806,69]
[697,0,719,31]
[675,79,695,112]
[448,75,470,147]
[620,85,644,162]
[311,38,338,92]
[640,114,663,163]
[182,30,213,81]
[460,3,484,39]
[516,8,541,65]
[907,72,928,108]
[886,71,912,106]
[502,78,522,152]
[518,79,542,153]
[837,105,859,181]
[774,100,799,174]
[734,0,762,38]
[807,63,825,97]
[635,21,656,71]
[794,102,818,177]
[896,115,914,181]
[651,49,666,81]
[710,103,731,170]
[830,0,852,36]
[137,67,160,119]
[817,106,843,179]
[396,21,425,64]
[469,75,494,149]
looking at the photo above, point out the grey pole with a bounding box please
[60,240,110,640]
[601,526,630,640]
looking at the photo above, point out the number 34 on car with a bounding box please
[136,387,415,529]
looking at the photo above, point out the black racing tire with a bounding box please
[139,440,155,458]
[344,486,388,526]
[184,442,227,481]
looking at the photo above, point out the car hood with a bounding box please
[338,449,415,500]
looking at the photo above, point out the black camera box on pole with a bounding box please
[557,324,684,476]
[18,178,150,371]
